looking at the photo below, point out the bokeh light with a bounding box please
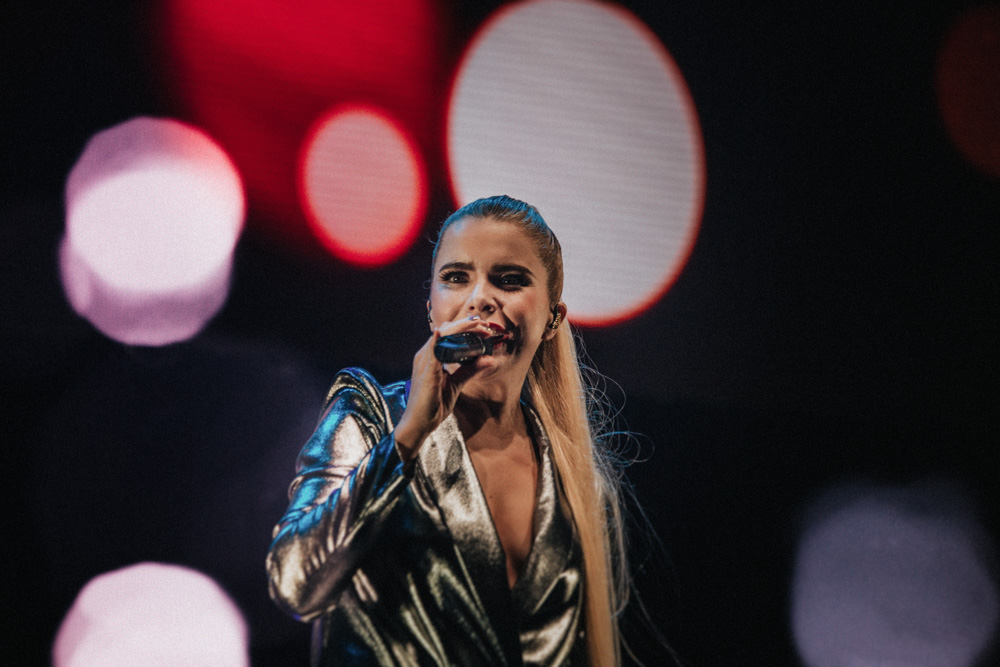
[299,106,426,266]
[447,0,704,326]
[31,337,329,651]
[53,562,249,667]
[61,117,244,346]
[936,6,1000,180]
[162,0,442,251]
[791,482,999,667]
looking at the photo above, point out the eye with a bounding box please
[439,270,468,284]
[496,273,529,289]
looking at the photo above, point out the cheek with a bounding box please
[429,289,460,320]
[518,301,552,335]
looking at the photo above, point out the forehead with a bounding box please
[434,216,545,271]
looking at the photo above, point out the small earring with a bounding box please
[426,302,432,325]
[548,313,563,330]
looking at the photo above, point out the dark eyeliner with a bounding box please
[440,270,466,283]
[496,272,529,288]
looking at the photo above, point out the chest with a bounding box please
[468,442,538,586]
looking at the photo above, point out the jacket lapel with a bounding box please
[417,414,523,663]
[511,403,575,614]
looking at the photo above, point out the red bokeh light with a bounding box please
[936,6,1000,180]
[161,0,442,254]
[299,105,426,267]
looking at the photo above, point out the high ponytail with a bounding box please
[434,195,627,666]
[525,324,627,666]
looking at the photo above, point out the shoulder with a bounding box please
[321,367,407,429]
[321,367,384,409]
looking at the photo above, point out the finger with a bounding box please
[436,315,494,338]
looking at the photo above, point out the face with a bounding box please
[429,216,564,385]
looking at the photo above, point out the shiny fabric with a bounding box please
[267,368,586,666]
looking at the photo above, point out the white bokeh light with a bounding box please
[61,117,244,345]
[791,483,999,667]
[448,0,704,325]
[53,562,249,667]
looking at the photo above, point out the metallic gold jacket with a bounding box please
[266,368,586,666]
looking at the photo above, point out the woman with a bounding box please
[267,196,628,665]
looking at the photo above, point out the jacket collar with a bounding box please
[415,402,575,646]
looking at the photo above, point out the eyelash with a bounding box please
[440,270,467,284]
[437,272,529,289]
[497,273,528,288]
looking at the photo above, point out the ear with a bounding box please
[426,300,433,330]
[543,302,568,340]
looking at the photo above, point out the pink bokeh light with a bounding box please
[53,562,249,667]
[61,117,244,346]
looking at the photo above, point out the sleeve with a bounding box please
[266,368,415,621]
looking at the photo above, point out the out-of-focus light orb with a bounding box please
[61,117,244,346]
[936,6,1000,180]
[53,562,249,667]
[447,0,704,326]
[299,106,426,266]
[791,483,999,667]
[162,0,441,252]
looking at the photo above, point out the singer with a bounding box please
[267,196,630,665]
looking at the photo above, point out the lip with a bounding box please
[482,321,515,342]
[483,321,508,335]
[476,322,515,357]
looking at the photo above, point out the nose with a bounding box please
[466,280,497,316]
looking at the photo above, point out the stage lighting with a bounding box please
[299,105,426,267]
[61,117,244,346]
[448,0,705,325]
[53,563,249,666]
[792,483,998,667]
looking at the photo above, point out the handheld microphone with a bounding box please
[434,333,505,364]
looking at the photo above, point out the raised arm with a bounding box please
[267,315,492,620]
[266,369,412,621]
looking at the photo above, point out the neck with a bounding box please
[454,391,525,447]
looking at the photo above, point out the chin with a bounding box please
[463,356,510,381]
[472,355,503,372]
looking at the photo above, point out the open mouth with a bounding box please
[483,321,508,336]
[483,322,516,353]
[482,334,511,355]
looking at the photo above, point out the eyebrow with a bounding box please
[437,262,534,276]
[437,261,473,273]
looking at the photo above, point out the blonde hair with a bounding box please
[435,196,627,666]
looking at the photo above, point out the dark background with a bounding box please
[3,1,998,665]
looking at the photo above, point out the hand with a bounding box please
[393,315,495,461]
